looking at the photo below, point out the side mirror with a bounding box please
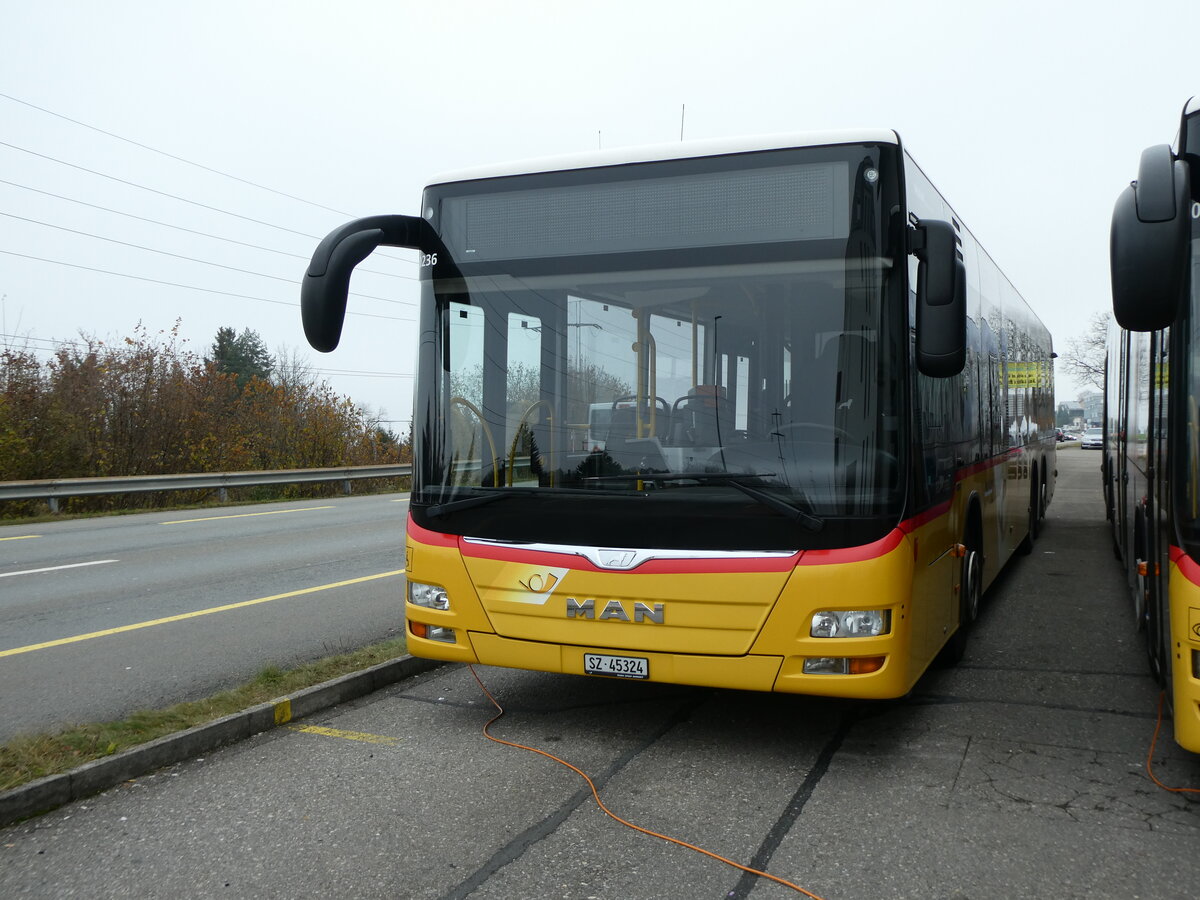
[913,218,966,377]
[302,214,435,352]
[1110,144,1190,332]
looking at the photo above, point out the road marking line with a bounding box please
[286,724,401,745]
[0,559,118,579]
[0,535,41,542]
[159,506,335,525]
[0,568,405,658]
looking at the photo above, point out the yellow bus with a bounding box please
[302,130,1055,699]
[1108,97,1200,751]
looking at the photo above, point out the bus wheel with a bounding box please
[1133,509,1148,630]
[962,545,983,623]
[1017,479,1038,555]
[1030,466,1043,540]
[936,544,982,667]
[1145,580,1168,687]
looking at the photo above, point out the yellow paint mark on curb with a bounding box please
[160,506,335,525]
[0,534,41,542]
[0,569,405,658]
[287,724,400,745]
[274,699,293,725]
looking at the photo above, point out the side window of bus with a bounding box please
[506,312,545,484]
[916,370,958,504]
[447,302,489,486]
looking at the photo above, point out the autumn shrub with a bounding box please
[0,325,409,517]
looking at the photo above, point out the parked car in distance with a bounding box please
[1081,427,1103,449]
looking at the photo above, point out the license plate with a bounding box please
[583,653,648,679]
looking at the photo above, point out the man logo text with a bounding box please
[565,598,664,624]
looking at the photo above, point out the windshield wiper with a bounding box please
[587,471,824,532]
[721,479,824,532]
[425,488,525,518]
[424,485,621,516]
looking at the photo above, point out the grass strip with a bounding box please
[0,637,408,792]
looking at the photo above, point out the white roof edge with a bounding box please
[425,129,901,187]
[1186,95,1199,116]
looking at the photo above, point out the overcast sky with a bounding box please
[1,1,1195,431]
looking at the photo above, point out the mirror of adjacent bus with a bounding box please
[302,214,433,352]
[913,218,966,377]
[1110,144,1191,332]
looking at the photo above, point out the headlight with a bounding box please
[810,609,889,638]
[408,581,450,611]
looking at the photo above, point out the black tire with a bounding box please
[1017,483,1037,555]
[936,544,982,667]
[1145,571,1168,687]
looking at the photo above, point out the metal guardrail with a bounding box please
[0,464,413,512]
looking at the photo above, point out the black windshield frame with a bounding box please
[1171,109,1200,560]
[410,143,910,552]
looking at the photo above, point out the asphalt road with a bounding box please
[2,448,1198,899]
[0,494,409,741]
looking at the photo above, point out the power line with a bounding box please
[0,210,413,305]
[0,93,413,264]
[0,91,356,218]
[0,139,328,241]
[0,332,71,347]
[0,249,415,322]
[0,177,415,280]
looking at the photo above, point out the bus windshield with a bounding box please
[412,144,907,551]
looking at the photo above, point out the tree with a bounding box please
[208,327,274,389]
[1059,310,1109,392]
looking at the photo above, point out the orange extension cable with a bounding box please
[1146,691,1200,796]
[467,665,825,900]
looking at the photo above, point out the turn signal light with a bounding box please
[409,621,456,643]
[848,656,885,675]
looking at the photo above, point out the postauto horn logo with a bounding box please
[510,568,569,605]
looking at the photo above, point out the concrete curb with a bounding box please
[0,654,443,828]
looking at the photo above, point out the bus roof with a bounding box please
[1187,96,1199,116]
[426,129,901,187]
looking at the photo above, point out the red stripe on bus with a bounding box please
[1169,545,1200,586]
[899,501,952,533]
[796,528,907,565]
[956,456,1004,481]
[457,539,801,573]
[406,516,460,548]
[410,505,988,571]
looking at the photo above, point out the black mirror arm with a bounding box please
[301,215,436,353]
